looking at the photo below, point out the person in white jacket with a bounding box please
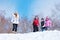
[11,12,19,32]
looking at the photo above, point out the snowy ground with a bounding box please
[0,30,60,40]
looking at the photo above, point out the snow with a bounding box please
[0,30,60,40]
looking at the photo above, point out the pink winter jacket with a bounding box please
[45,20,52,27]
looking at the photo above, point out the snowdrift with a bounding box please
[0,30,60,40]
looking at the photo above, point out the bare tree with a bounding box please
[50,3,60,31]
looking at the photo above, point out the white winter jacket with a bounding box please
[11,14,19,24]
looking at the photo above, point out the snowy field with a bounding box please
[0,30,60,40]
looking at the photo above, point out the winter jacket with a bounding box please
[45,20,52,27]
[11,14,19,24]
[41,21,44,26]
[33,19,39,26]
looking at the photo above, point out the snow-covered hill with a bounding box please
[0,30,60,40]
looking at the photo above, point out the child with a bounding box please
[11,12,19,32]
[41,18,45,31]
[44,16,52,31]
[33,16,39,32]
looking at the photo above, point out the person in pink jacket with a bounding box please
[44,16,52,31]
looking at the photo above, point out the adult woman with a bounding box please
[11,12,19,32]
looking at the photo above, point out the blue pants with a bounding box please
[41,27,47,31]
[12,24,18,32]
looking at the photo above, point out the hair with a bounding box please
[41,18,44,20]
[45,16,49,21]
[35,15,39,19]
[34,17,36,20]
[14,12,18,18]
